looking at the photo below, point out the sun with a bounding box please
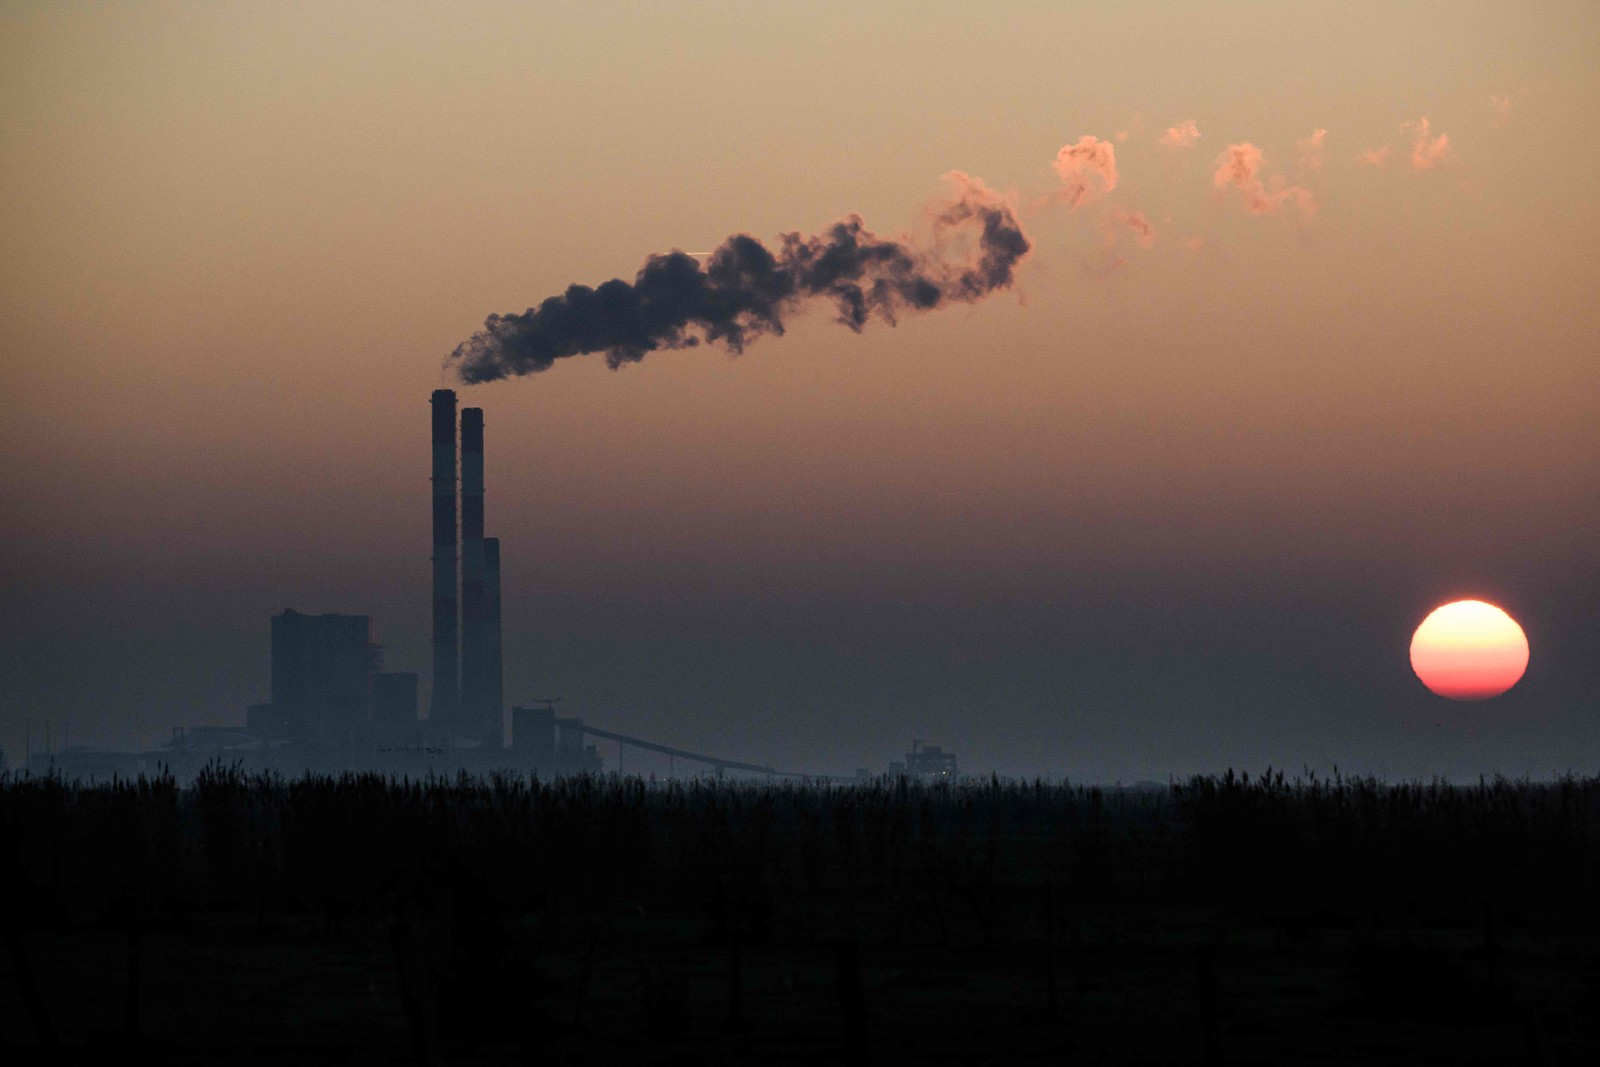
[1409,600,1529,701]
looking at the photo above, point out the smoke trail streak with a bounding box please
[449,173,1028,384]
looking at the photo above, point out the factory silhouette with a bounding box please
[21,392,958,782]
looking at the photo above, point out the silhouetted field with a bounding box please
[4,767,1599,1063]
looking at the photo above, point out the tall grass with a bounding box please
[5,766,1598,943]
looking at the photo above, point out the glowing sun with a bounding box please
[1409,600,1529,701]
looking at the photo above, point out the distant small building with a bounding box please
[902,741,959,780]
[509,705,603,775]
[511,704,556,766]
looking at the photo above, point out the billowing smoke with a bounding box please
[1052,136,1118,209]
[1489,88,1532,128]
[1159,120,1201,149]
[1117,209,1156,247]
[1296,128,1327,171]
[1212,143,1317,218]
[1403,116,1450,170]
[449,172,1028,383]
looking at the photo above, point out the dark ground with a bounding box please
[5,769,1599,1064]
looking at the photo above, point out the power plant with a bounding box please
[25,392,606,779]
[243,391,528,763]
[21,392,951,782]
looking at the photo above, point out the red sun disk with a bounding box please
[1408,600,1529,701]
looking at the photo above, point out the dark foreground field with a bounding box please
[5,768,1600,1064]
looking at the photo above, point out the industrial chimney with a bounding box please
[460,407,488,744]
[428,389,459,731]
[483,535,504,747]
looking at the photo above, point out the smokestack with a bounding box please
[459,408,487,744]
[429,389,459,730]
[483,536,504,748]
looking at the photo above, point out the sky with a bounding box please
[1,0,1596,781]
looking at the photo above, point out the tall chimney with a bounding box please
[459,407,486,743]
[429,390,459,731]
[483,536,504,748]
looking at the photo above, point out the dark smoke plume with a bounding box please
[449,173,1029,383]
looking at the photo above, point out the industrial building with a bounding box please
[263,609,380,740]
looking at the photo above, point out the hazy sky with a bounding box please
[2,1,1597,780]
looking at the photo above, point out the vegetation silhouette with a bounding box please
[4,764,1598,1061]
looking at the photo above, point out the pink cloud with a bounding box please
[1212,143,1317,218]
[1357,145,1391,167]
[1403,116,1450,170]
[1052,136,1118,209]
[1159,120,1201,149]
[1296,128,1327,171]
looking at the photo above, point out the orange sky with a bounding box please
[2,2,1597,777]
